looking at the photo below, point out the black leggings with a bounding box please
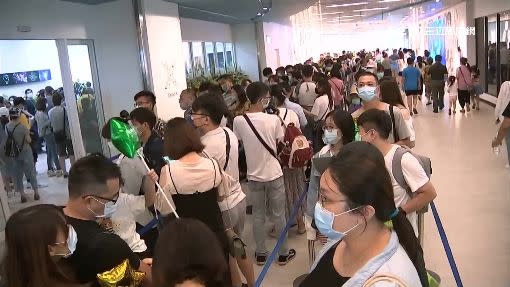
[458,89,471,108]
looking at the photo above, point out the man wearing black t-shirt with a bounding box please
[130,107,165,176]
[63,154,152,284]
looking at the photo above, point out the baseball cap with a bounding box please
[0,107,9,118]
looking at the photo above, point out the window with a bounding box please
[216,42,225,73]
[225,43,234,69]
[182,42,192,78]
[183,41,236,78]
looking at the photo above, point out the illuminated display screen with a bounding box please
[0,69,52,87]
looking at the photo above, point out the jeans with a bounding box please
[248,176,289,256]
[430,80,445,110]
[44,134,61,171]
[11,147,38,194]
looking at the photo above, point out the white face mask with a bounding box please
[26,92,33,98]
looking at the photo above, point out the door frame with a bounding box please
[56,39,109,158]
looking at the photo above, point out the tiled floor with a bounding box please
[4,100,510,286]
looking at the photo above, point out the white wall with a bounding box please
[0,0,143,119]
[262,22,294,69]
[0,40,63,98]
[472,0,510,18]
[180,18,232,42]
[142,0,187,120]
[232,23,260,81]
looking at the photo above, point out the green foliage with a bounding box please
[186,65,249,90]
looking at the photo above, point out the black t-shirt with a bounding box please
[299,244,350,287]
[143,132,165,176]
[66,216,140,284]
[428,62,448,81]
[502,102,510,118]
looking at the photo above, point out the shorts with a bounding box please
[221,198,247,236]
[56,138,74,157]
[405,90,420,96]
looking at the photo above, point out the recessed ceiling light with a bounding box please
[326,2,368,8]
[435,0,440,2]
[262,7,268,10]
[257,12,262,16]
[431,8,435,11]
[353,7,389,12]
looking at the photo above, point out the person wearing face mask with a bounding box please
[351,71,412,148]
[218,74,238,112]
[133,90,166,138]
[191,95,255,287]
[299,142,428,287]
[304,109,355,264]
[329,63,345,109]
[63,154,152,285]
[233,82,296,266]
[311,78,334,152]
[2,204,89,287]
[179,88,197,124]
[358,110,436,238]
[24,88,37,116]
[130,107,165,176]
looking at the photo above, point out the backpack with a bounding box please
[5,123,23,158]
[278,109,313,168]
[392,146,432,213]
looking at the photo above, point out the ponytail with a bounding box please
[391,211,429,287]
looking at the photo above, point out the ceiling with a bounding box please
[59,0,464,25]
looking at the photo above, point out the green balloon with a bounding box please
[110,119,141,158]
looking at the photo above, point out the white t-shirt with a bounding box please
[111,193,147,253]
[278,107,300,130]
[384,145,429,236]
[201,127,246,212]
[116,153,153,226]
[311,94,332,122]
[297,81,318,108]
[233,112,284,182]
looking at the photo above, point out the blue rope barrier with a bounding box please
[255,183,309,287]
[138,218,159,236]
[430,201,463,287]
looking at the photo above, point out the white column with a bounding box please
[140,0,187,121]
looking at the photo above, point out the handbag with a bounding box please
[459,67,473,92]
[216,129,247,259]
[362,273,408,287]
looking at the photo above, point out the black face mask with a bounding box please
[0,116,8,126]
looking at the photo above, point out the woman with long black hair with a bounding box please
[300,142,428,287]
[311,78,334,151]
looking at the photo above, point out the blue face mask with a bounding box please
[322,129,341,145]
[357,86,377,102]
[377,72,384,79]
[89,197,118,219]
[314,202,361,241]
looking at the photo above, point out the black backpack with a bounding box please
[5,123,23,158]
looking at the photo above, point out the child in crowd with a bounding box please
[447,75,458,115]
[471,66,482,110]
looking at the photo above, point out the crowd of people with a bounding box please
[2,46,509,287]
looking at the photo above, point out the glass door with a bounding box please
[56,39,107,158]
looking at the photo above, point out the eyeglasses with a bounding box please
[190,113,209,120]
[134,101,153,107]
[83,191,120,204]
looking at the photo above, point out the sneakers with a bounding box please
[56,170,64,177]
[47,170,56,177]
[277,249,297,266]
[448,109,451,115]
[256,254,267,266]
[413,108,418,115]
[466,105,471,112]
[460,109,465,113]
